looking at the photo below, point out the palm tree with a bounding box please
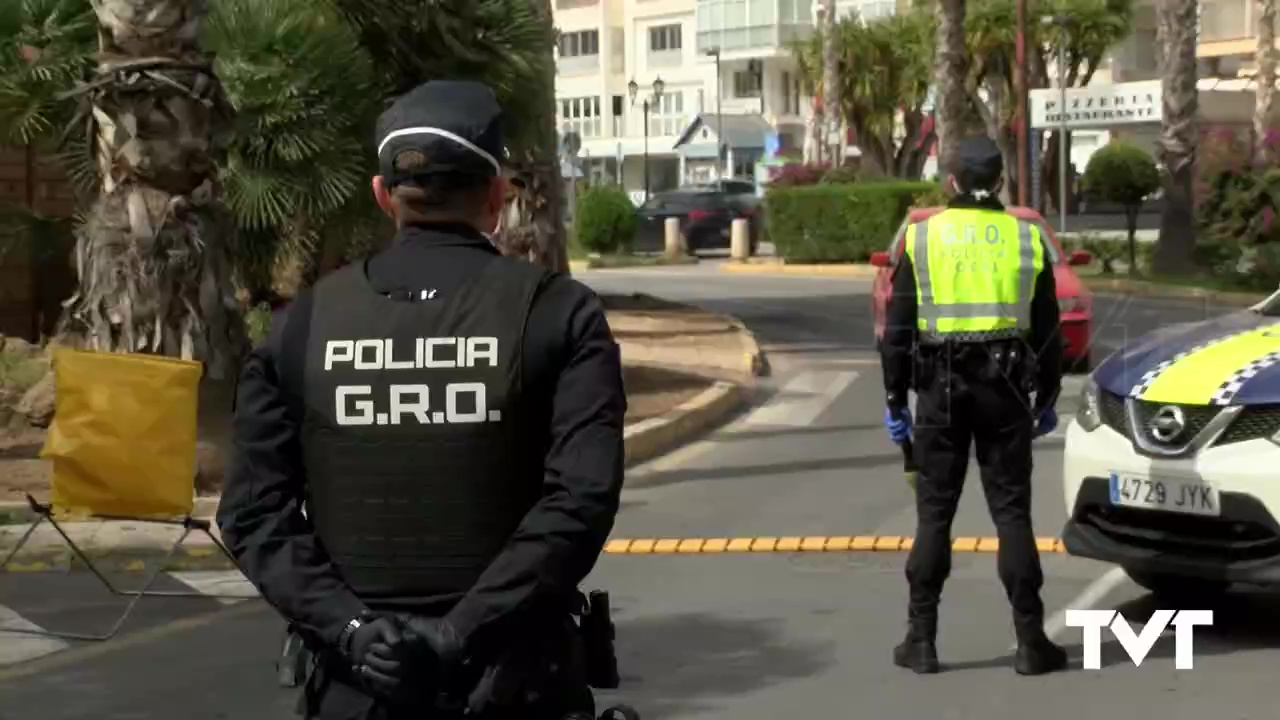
[54,0,243,378]
[1256,0,1276,160]
[934,0,967,176]
[206,0,388,301]
[1151,0,1199,275]
[332,0,567,272]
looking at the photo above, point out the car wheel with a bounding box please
[1125,569,1231,599]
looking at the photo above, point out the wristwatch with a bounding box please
[337,616,366,656]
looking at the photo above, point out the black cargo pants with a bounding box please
[904,350,1047,640]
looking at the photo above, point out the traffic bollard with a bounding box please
[730,218,750,261]
[664,217,684,258]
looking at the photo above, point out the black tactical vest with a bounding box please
[298,256,548,602]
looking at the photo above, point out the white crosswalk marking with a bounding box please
[170,570,260,605]
[0,604,70,665]
[744,370,858,427]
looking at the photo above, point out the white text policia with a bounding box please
[324,336,501,427]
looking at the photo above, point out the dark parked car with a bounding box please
[633,187,759,254]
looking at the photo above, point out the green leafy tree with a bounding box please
[795,9,936,178]
[1082,141,1159,275]
[963,0,1133,201]
[332,0,566,273]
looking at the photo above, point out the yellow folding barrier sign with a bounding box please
[41,347,203,518]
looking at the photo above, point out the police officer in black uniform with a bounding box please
[218,80,628,719]
[881,136,1069,677]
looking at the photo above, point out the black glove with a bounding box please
[343,617,405,698]
[395,615,464,669]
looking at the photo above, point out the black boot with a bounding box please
[893,616,939,674]
[1014,627,1068,676]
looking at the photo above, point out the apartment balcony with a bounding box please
[695,0,815,56]
[1199,0,1249,42]
[557,54,600,76]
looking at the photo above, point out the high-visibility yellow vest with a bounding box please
[903,208,1046,343]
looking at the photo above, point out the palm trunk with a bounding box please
[58,0,243,492]
[1152,0,1199,276]
[492,0,567,274]
[1256,0,1276,160]
[935,0,967,175]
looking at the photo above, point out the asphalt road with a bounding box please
[1,262,1275,720]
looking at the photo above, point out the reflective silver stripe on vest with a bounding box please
[914,215,1038,333]
[912,219,933,330]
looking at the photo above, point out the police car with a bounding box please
[1063,292,1280,595]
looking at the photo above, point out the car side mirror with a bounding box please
[870,251,892,268]
[1068,250,1092,266]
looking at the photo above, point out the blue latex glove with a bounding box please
[884,406,912,444]
[1034,407,1058,438]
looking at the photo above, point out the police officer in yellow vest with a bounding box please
[881,136,1068,676]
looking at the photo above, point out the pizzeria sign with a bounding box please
[1030,80,1162,130]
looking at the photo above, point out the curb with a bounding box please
[569,256,698,273]
[718,261,877,278]
[1082,277,1269,307]
[624,380,747,467]
[0,535,1069,572]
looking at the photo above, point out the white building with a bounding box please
[553,0,817,202]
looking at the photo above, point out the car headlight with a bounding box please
[1075,377,1102,432]
[1059,296,1086,314]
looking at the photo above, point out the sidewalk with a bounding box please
[0,294,767,571]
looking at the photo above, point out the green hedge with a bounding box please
[763,181,936,263]
[574,184,637,255]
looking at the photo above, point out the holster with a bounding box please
[574,590,621,690]
[461,613,595,719]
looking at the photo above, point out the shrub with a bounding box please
[1194,126,1280,287]
[910,183,949,208]
[764,181,934,263]
[1083,141,1159,276]
[768,163,830,187]
[574,184,637,255]
[819,165,862,184]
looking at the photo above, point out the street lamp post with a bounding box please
[1043,15,1071,233]
[705,47,724,179]
[629,76,665,202]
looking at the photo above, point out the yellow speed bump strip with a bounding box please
[603,536,1064,554]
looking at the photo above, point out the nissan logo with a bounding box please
[1147,405,1187,443]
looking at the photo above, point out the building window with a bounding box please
[733,70,762,98]
[649,24,682,51]
[649,91,685,137]
[559,30,600,57]
[840,0,895,21]
[559,96,603,138]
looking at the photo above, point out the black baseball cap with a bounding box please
[375,80,506,187]
[951,135,1004,190]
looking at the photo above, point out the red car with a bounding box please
[870,206,1094,367]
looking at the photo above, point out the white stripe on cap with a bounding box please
[377,126,501,173]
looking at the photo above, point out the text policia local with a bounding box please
[325,337,500,427]
[1066,609,1213,670]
